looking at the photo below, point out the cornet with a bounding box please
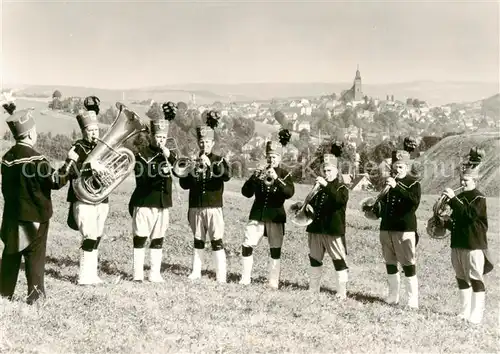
[172,149,208,178]
[253,163,276,186]
[426,186,465,239]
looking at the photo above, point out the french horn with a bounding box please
[73,102,148,204]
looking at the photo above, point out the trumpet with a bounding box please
[172,150,208,178]
[426,186,465,239]
[253,164,276,186]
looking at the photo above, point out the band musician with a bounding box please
[179,124,231,283]
[365,150,421,308]
[66,98,110,285]
[440,150,493,324]
[128,118,177,283]
[239,140,295,289]
[291,153,349,299]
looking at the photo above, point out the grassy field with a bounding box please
[0,176,498,353]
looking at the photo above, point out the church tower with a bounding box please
[353,65,363,101]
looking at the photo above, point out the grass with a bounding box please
[0,177,498,353]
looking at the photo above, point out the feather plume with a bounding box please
[206,110,220,129]
[2,102,16,115]
[84,96,100,115]
[162,101,177,121]
[278,129,291,146]
[403,136,417,152]
[331,141,344,157]
[274,111,290,130]
[467,147,485,165]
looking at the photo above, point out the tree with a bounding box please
[371,139,395,164]
[52,90,62,99]
[406,98,413,106]
[212,101,223,110]
[146,102,162,120]
[299,128,310,142]
[232,116,255,146]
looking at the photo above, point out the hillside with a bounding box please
[12,85,252,106]
[418,130,500,196]
[0,99,110,138]
[9,81,499,106]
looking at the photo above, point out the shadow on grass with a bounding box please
[40,256,410,307]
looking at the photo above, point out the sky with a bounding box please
[1,0,498,89]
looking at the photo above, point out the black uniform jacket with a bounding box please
[128,145,177,216]
[1,143,71,252]
[65,139,109,204]
[241,166,294,223]
[179,153,231,208]
[379,175,421,232]
[447,189,488,250]
[446,188,493,274]
[306,178,348,236]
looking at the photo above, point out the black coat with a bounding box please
[447,189,488,250]
[379,175,421,232]
[241,166,294,223]
[179,153,231,208]
[306,178,348,236]
[128,145,177,216]
[1,143,70,252]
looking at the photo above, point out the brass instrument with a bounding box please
[360,168,396,220]
[253,163,276,186]
[73,102,148,204]
[426,186,465,239]
[172,150,207,178]
[290,182,322,227]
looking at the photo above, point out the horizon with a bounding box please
[4,79,499,92]
[1,1,498,90]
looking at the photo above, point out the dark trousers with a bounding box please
[0,221,49,304]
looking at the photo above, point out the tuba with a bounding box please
[290,182,322,227]
[73,102,149,204]
[426,186,465,239]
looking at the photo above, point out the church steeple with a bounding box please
[353,65,363,101]
[355,64,361,80]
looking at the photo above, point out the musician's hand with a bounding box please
[161,165,170,175]
[442,188,455,199]
[161,146,170,158]
[200,154,211,167]
[67,147,78,162]
[386,177,396,188]
[316,176,328,187]
[267,168,278,180]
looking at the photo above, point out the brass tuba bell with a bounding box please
[72,102,148,204]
